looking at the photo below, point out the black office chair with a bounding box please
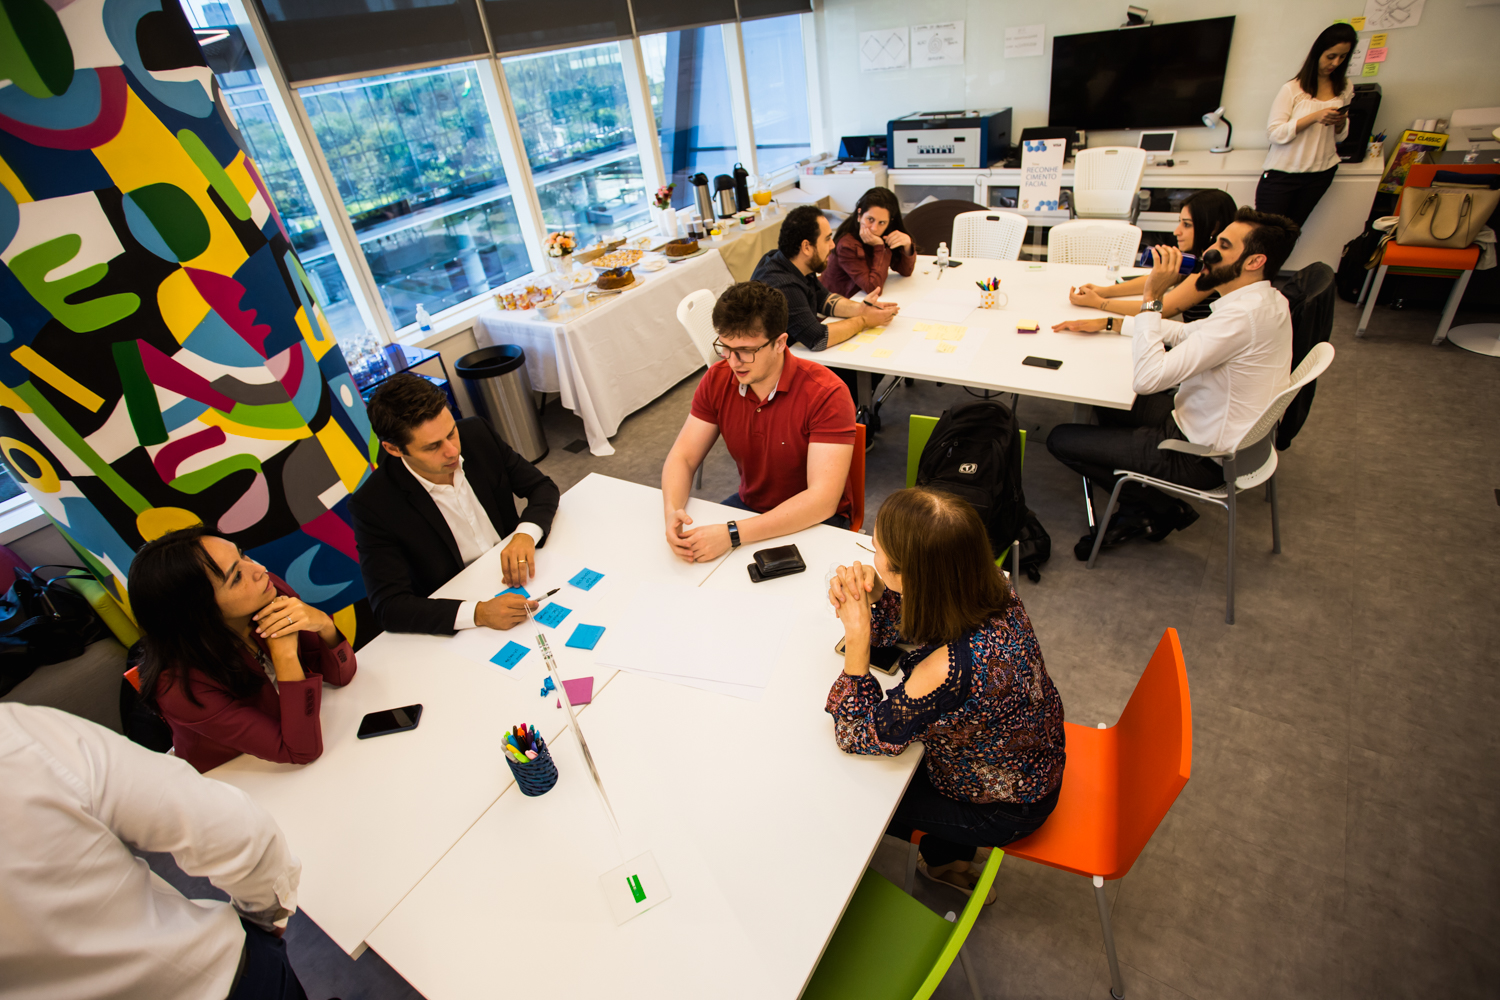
[902,199,986,256]
[1277,262,1336,450]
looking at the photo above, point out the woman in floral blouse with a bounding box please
[825,487,1066,900]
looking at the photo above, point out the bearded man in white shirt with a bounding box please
[1047,207,1300,559]
[0,703,304,1000]
[352,374,560,635]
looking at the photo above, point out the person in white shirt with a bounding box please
[1255,22,1358,227]
[0,703,304,1000]
[351,374,560,635]
[1047,207,1300,558]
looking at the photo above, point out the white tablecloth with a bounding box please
[477,250,735,455]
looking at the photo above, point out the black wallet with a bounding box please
[747,544,806,583]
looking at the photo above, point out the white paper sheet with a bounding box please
[859,28,908,72]
[594,584,793,689]
[1362,0,1423,31]
[620,666,765,702]
[905,298,976,323]
[1004,24,1045,58]
[910,21,964,68]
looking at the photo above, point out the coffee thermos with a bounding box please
[691,173,715,226]
[713,174,737,218]
[732,162,751,212]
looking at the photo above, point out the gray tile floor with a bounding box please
[158,297,1499,999]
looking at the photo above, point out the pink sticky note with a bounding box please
[1364,47,1387,63]
[557,676,594,707]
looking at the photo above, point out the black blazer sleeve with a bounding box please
[349,484,463,636]
[477,419,560,541]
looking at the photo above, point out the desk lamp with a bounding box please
[1203,106,1234,153]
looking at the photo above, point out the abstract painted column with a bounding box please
[0,0,376,644]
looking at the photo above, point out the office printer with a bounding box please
[887,109,1012,168]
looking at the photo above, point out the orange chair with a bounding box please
[849,424,867,533]
[1357,162,1500,345]
[1005,628,1192,1000]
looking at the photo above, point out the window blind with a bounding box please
[253,0,489,84]
[737,0,812,20]
[482,0,635,54]
[630,0,737,35]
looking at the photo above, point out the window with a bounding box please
[0,462,23,505]
[641,28,738,209]
[742,15,812,175]
[502,43,648,247]
[300,63,532,330]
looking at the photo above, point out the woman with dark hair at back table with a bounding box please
[1256,22,1358,228]
[132,526,357,772]
[820,187,916,298]
[1066,188,1238,323]
[825,488,1065,903]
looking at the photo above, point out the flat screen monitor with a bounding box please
[1049,17,1235,130]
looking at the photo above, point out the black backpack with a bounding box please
[916,401,1030,563]
[1335,226,1382,303]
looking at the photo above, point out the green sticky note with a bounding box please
[1361,62,1379,77]
[627,874,646,903]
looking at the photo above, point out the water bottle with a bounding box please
[1106,249,1121,282]
[415,303,432,333]
[936,242,949,269]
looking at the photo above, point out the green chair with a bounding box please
[906,415,1026,587]
[801,848,1003,1000]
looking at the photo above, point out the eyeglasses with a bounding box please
[711,339,774,364]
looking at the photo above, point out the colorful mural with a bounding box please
[0,0,376,643]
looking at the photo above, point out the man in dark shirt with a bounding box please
[751,207,899,438]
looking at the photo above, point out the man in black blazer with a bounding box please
[350,375,560,635]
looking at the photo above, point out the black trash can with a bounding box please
[455,346,548,463]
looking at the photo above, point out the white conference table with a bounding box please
[208,475,741,954]
[364,503,922,999]
[476,249,734,457]
[790,254,1147,414]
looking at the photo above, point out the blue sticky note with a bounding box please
[568,568,604,591]
[565,624,605,650]
[490,641,530,670]
[533,603,572,628]
[496,586,530,598]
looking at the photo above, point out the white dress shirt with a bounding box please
[403,456,540,630]
[1125,281,1293,457]
[1262,78,1353,174]
[0,703,300,1000]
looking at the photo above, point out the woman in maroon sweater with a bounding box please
[820,187,916,298]
[132,526,357,772]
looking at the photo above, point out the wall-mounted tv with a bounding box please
[1048,17,1235,130]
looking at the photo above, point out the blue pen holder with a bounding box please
[505,732,558,796]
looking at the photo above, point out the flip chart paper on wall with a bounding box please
[1362,0,1423,31]
[859,27,908,72]
[1004,24,1045,58]
[910,21,964,68]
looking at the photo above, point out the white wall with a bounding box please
[811,0,1500,159]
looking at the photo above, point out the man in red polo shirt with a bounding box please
[662,281,857,563]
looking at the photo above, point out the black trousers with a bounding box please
[886,765,1059,867]
[1046,392,1224,520]
[1255,166,1338,229]
[227,919,307,1000]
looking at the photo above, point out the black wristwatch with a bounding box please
[727,521,741,548]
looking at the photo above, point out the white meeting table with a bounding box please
[208,474,740,954]
[364,508,922,998]
[791,255,1148,415]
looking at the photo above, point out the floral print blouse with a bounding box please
[824,590,1066,804]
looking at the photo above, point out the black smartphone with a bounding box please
[945,259,963,267]
[834,639,903,675]
[357,704,422,739]
[1023,356,1063,370]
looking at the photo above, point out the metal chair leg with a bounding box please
[1224,472,1237,626]
[1434,270,1473,345]
[1093,876,1125,999]
[905,841,920,895]
[1356,264,1387,337]
[958,945,984,1000]
[1269,474,1281,555]
[1356,266,1375,306]
[1083,476,1096,529]
[1086,477,1129,569]
[1012,538,1021,595]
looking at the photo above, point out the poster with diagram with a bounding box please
[860,27,909,72]
[910,22,965,68]
[1362,0,1424,30]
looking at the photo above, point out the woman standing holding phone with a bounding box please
[1256,22,1358,228]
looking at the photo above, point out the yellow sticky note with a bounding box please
[837,343,860,352]
[1350,15,1365,30]
[936,342,958,354]
[872,349,893,358]
[856,333,879,343]
[1361,62,1379,77]
[1370,32,1387,47]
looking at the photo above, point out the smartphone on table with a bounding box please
[358,704,423,739]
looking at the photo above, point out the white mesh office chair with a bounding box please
[1072,146,1148,221]
[1085,342,1336,625]
[1046,221,1142,266]
[676,289,719,488]
[676,289,720,367]
[950,210,1027,261]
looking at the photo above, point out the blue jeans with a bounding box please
[887,765,1060,867]
[721,493,851,530]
